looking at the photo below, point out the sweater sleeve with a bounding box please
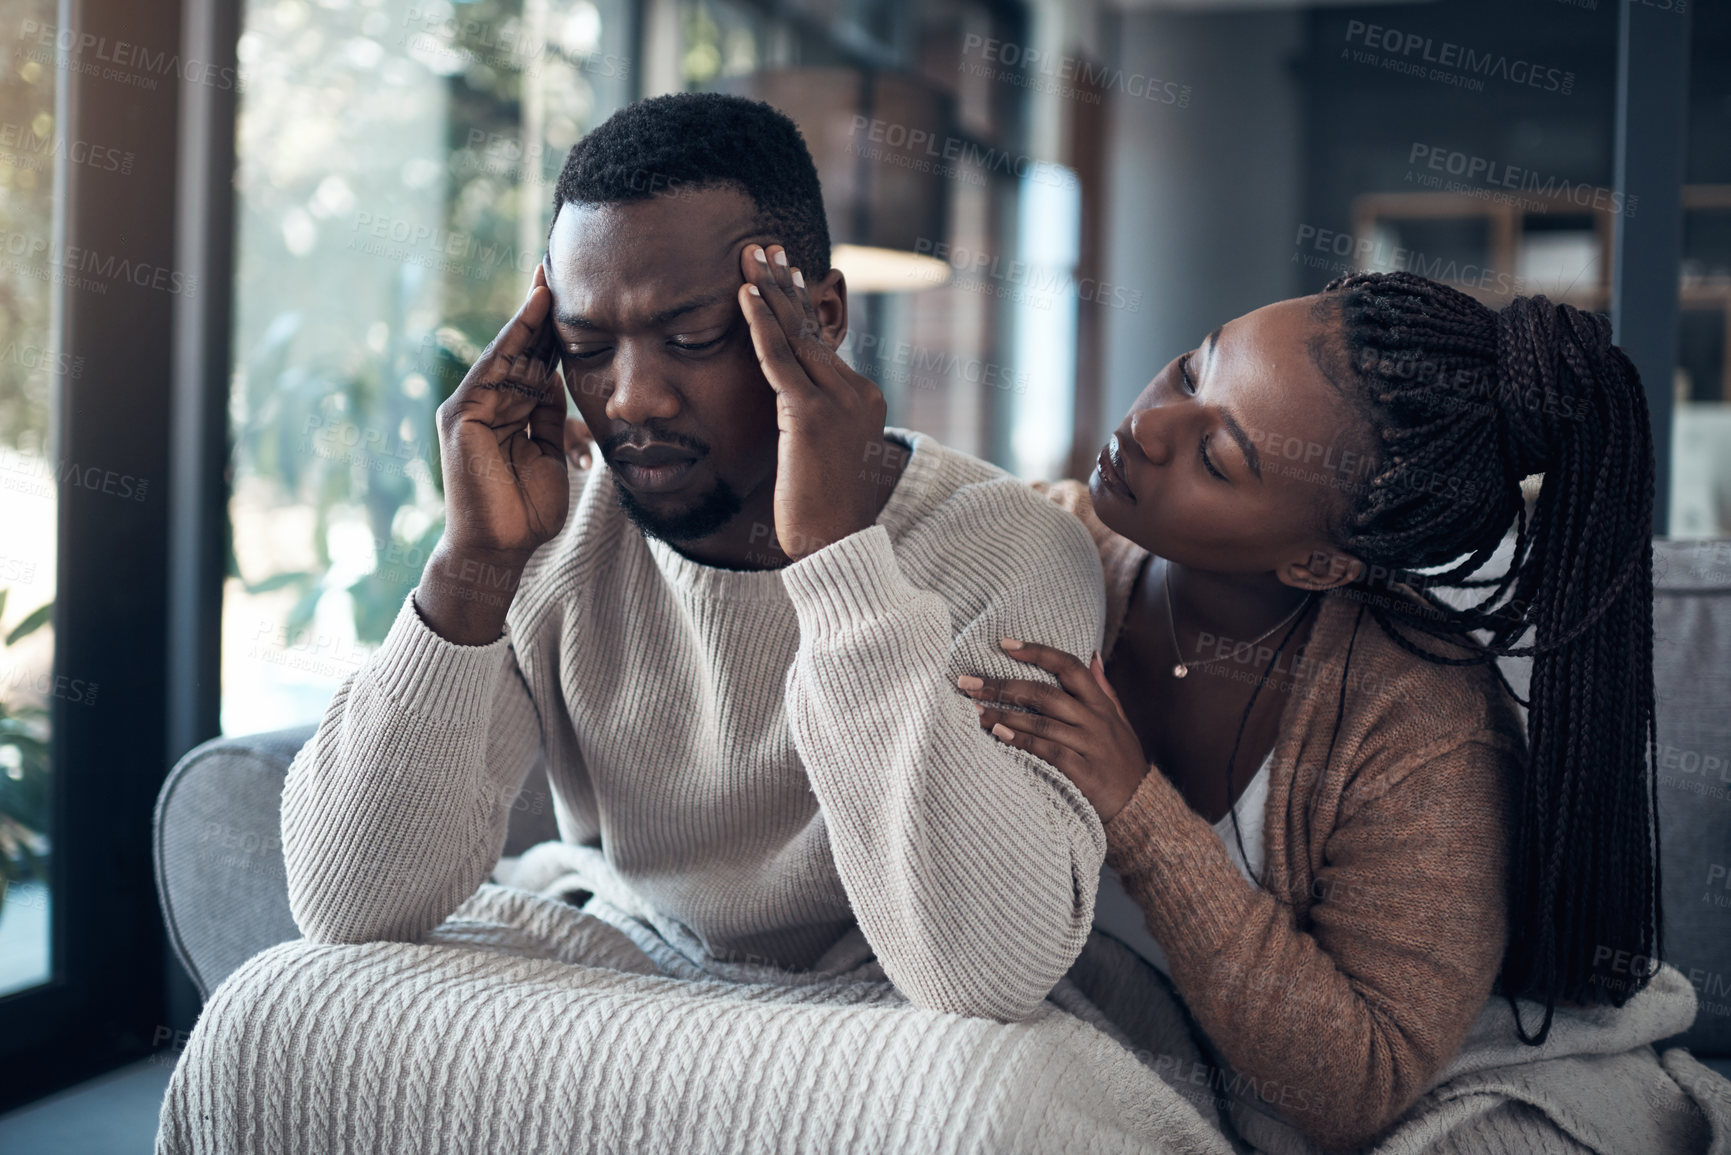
[1103,728,1515,1150]
[780,516,1107,1022]
[281,591,546,944]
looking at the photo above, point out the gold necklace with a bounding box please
[1162,564,1315,679]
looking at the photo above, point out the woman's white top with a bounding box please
[1092,753,1272,977]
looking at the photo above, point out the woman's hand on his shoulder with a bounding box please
[957,641,1149,822]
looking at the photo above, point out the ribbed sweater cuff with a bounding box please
[780,525,919,635]
[369,590,513,719]
[1102,767,1248,960]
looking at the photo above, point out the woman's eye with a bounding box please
[1179,352,1198,395]
[1198,435,1227,481]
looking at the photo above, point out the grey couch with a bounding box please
[153,539,1731,1074]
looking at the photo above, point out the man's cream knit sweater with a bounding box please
[282,429,1108,1021]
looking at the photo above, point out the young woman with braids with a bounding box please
[957,271,1670,1150]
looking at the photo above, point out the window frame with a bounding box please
[0,0,206,1112]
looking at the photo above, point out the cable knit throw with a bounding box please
[156,883,1238,1155]
[155,879,1731,1154]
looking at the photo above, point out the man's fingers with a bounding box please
[439,276,560,442]
[503,303,557,381]
[784,263,862,391]
[486,280,552,369]
[763,245,817,343]
[494,334,559,410]
[739,280,817,400]
[789,264,820,336]
[499,278,564,387]
[745,244,811,343]
[743,244,852,390]
[464,282,552,404]
[532,301,563,373]
[523,356,566,457]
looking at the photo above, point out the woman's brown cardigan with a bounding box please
[1040,480,1526,1151]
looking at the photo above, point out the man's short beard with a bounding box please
[613,475,744,545]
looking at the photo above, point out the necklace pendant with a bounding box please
[1173,663,1188,679]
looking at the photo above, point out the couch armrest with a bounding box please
[153,726,314,999]
[154,723,564,1000]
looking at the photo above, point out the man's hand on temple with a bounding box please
[738,242,886,561]
[418,262,568,645]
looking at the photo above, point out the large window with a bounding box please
[219,0,1043,733]
[0,0,61,1001]
[221,0,632,735]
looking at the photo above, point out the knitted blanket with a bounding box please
[156,878,1731,1154]
[155,882,1234,1155]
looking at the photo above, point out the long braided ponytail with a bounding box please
[1316,271,1658,1046]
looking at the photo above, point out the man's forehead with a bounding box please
[553,284,738,331]
[553,186,760,259]
[546,191,765,326]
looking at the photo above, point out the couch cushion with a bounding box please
[1651,540,1731,1057]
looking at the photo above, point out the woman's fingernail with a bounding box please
[747,284,761,296]
[956,675,983,691]
[753,247,768,264]
[974,702,985,715]
[773,249,788,267]
[992,723,1014,741]
[1000,638,1024,650]
[791,269,805,288]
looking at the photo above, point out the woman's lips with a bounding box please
[1094,436,1135,503]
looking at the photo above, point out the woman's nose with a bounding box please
[1128,405,1176,466]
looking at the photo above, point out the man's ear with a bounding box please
[811,267,849,350]
[1278,545,1364,592]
